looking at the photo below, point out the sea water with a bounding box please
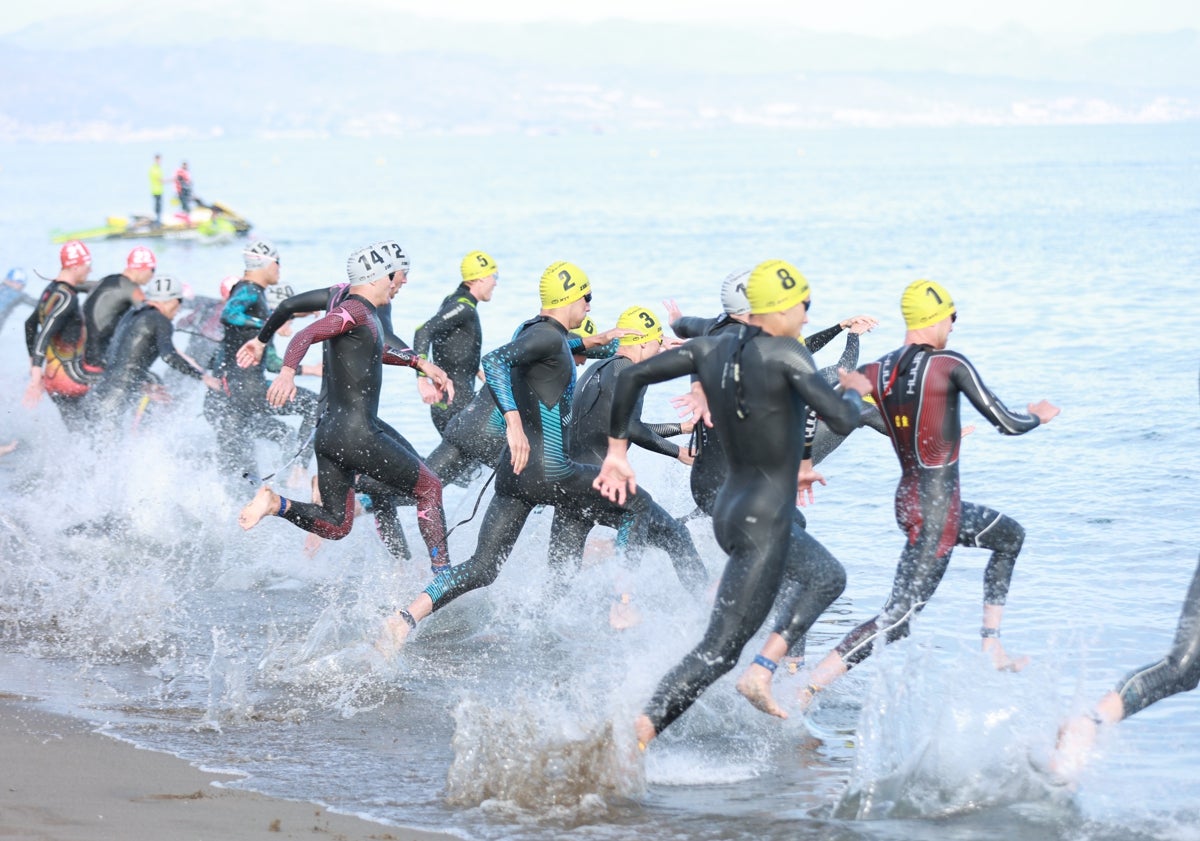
[0,124,1198,840]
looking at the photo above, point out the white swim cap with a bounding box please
[145,274,184,302]
[720,268,752,316]
[346,241,407,284]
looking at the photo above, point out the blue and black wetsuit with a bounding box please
[413,284,482,435]
[551,353,707,594]
[832,345,1039,668]
[421,316,701,611]
[608,325,864,735]
[88,304,206,431]
[210,279,318,476]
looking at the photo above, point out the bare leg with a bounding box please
[982,603,1030,671]
[375,593,433,659]
[797,649,849,711]
[0,440,17,457]
[1050,691,1125,779]
[239,486,281,530]
[736,632,789,719]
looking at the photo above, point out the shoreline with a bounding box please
[0,693,458,841]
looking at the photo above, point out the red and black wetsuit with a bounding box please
[274,295,450,567]
[833,344,1040,667]
[25,279,94,429]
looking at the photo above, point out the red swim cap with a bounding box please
[219,274,239,299]
[59,240,92,269]
[126,245,157,271]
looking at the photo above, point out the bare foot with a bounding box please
[0,440,17,457]
[633,714,656,752]
[736,666,789,719]
[984,640,1031,672]
[609,594,642,630]
[374,611,412,660]
[238,486,279,530]
[303,532,323,558]
[1048,714,1099,781]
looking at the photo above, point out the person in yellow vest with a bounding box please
[149,154,164,225]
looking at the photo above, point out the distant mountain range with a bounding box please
[1,4,1197,140]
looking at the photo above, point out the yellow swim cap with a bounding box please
[901,279,955,330]
[569,316,597,339]
[746,260,811,315]
[461,250,497,283]
[615,305,664,346]
[539,261,591,309]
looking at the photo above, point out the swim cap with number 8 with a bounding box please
[746,259,810,315]
[539,260,590,308]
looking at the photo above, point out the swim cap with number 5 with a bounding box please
[461,250,497,283]
[539,260,590,308]
[746,259,810,314]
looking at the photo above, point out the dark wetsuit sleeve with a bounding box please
[777,341,864,436]
[383,345,421,368]
[24,306,40,359]
[483,327,565,414]
[645,421,684,438]
[671,315,719,339]
[153,313,204,379]
[256,288,330,344]
[413,296,472,359]
[28,287,71,366]
[948,353,1041,434]
[804,323,844,354]
[281,300,372,371]
[609,345,701,439]
[628,399,681,458]
[566,335,619,359]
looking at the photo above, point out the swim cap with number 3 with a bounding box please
[746,259,810,315]
[616,305,664,345]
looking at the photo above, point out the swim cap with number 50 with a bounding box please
[539,260,590,309]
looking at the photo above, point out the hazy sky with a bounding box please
[2,0,1197,40]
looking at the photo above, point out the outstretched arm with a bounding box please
[949,354,1057,433]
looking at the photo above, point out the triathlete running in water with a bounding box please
[238,241,455,572]
[413,250,498,435]
[594,259,871,745]
[798,279,1059,712]
[82,246,156,369]
[375,262,703,654]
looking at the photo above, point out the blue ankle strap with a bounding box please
[753,654,778,673]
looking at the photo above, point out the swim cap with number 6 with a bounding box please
[900,279,955,329]
[746,259,810,315]
[539,261,590,308]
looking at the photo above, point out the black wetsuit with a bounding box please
[673,317,849,524]
[608,326,865,735]
[413,284,482,434]
[274,295,451,568]
[257,284,417,562]
[88,304,205,430]
[82,273,143,369]
[550,353,707,593]
[832,345,1039,667]
[420,316,701,611]
[25,280,94,430]
[1113,553,1200,717]
[211,279,318,476]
